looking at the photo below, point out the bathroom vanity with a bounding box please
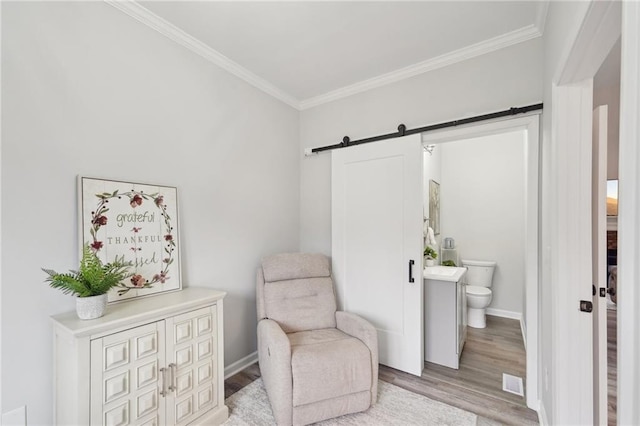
[424,266,467,369]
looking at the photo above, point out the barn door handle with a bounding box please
[409,260,415,283]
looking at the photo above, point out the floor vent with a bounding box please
[502,373,524,397]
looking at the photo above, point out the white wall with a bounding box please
[300,38,544,254]
[594,38,621,180]
[1,3,299,423]
[439,131,526,315]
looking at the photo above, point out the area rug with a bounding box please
[223,378,477,425]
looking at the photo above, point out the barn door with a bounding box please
[332,134,424,376]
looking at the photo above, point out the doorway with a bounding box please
[547,0,631,423]
[421,114,540,410]
[593,37,620,426]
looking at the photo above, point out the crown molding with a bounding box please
[535,1,550,35]
[106,0,544,112]
[105,0,301,109]
[299,24,542,110]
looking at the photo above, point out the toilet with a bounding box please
[461,259,497,329]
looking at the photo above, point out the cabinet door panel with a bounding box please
[197,361,213,386]
[174,320,193,345]
[104,401,129,426]
[166,306,218,425]
[91,321,166,425]
[136,360,159,389]
[175,396,194,423]
[104,341,129,372]
[196,315,213,336]
[104,371,130,404]
[136,388,159,418]
[197,385,214,410]
[136,332,160,360]
[175,346,193,369]
[175,370,194,397]
[197,338,213,361]
[139,415,159,426]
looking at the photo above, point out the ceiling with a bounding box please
[124,1,549,109]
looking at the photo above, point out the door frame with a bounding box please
[591,105,608,425]
[549,0,640,424]
[422,113,540,410]
[549,79,595,425]
[617,3,640,424]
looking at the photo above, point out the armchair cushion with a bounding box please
[289,328,372,407]
[336,311,379,405]
[263,277,337,333]
[259,253,337,333]
[262,253,331,282]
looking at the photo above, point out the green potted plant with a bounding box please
[424,245,438,267]
[43,244,133,320]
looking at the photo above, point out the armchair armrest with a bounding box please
[257,319,293,425]
[335,311,379,404]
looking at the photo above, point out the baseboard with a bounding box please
[192,405,229,425]
[520,317,527,350]
[224,351,258,379]
[537,400,549,426]
[486,308,522,321]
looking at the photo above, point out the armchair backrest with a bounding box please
[257,253,337,333]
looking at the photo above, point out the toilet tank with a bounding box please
[461,259,497,287]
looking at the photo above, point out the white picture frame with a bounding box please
[78,176,182,303]
[429,179,440,236]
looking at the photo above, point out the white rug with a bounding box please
[224,378,478,425]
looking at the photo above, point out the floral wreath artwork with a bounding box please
[79,177,182,303]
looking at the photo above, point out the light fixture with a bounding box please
[424,144,436,155]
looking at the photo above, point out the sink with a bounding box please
[424,266,467,282]
[425,266,457,276]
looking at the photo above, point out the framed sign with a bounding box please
[79,177,182,303]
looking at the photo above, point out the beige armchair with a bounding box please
[256,253,379,426]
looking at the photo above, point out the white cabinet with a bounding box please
[52,288,228,426]
[424,267,467,369]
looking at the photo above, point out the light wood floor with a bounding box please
[380,315,538,425]
[225,315,538,425]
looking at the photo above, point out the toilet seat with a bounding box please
[466,285,491,296]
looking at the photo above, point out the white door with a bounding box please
[332,134,424,376]
[166,306,218,426]
[90,321,167,426]
[592,105,608,425]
